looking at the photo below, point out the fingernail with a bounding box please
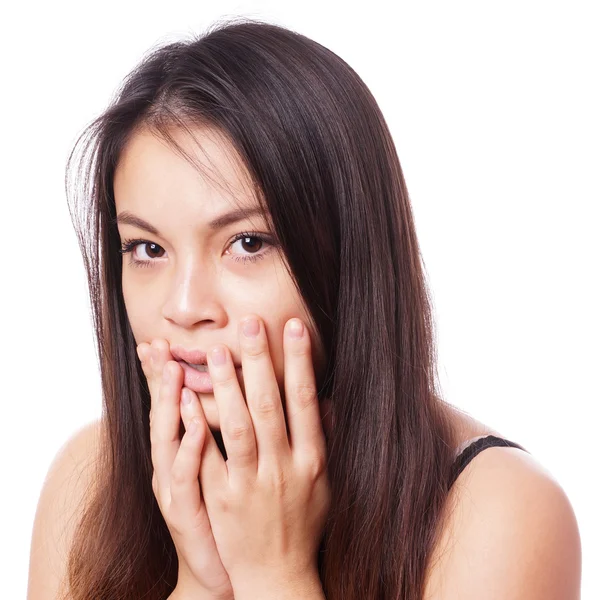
[211,346,227,366]
[242,317,259,338]
[288,318,304,339]
[181,388,192,405]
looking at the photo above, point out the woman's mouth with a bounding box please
[177,360,242,394]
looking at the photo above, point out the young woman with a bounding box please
[27,18,581,600]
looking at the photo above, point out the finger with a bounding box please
[238,316,290,463]
[149,339,178,418]
[136,342,152,379]
[169,388,206,518]
[136,340,167,410]
[136,342,151,365]
[185,387,230,501]
[179,386,224,484]
[207,344,257,482]
[150,339,176,383]
[170,392,226,556]
[283,318,326,458]
[150,358,184,505]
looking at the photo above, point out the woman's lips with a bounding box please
[176,360,242,394]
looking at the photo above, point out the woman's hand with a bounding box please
[137,340,234,600]
[192,316,331,598]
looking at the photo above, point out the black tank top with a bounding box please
[448,434,529,490]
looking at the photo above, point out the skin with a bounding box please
[27,121,581,600]
[113,124,328,432]
[110,120,583,599]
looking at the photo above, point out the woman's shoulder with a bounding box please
[27,419,103,599]
[62,418,104,462]
[33,418,104,510]
[46,418,105,489]
[424,410,581,599]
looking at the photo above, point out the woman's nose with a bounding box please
[161,259,226,328]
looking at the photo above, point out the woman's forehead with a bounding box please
[116,123,255,201]
[114,125,263,220]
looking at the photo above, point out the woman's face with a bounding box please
[114,125,326,431]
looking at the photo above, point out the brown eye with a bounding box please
[238,236,263,253]
[226,232,274,264]
[136,242,165,260]
[118,239,167,268]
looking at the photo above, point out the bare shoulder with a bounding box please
[27,419,104,600]
[424,445,582,600]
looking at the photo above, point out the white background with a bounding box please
[2,1,598,597]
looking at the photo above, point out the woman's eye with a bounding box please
[119,232,274,268]
[134,242,165,260]
[119,239,166,268]
[227,233,272,263]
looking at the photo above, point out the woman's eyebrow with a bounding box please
[115,207,265,236]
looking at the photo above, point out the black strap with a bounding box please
[448,435,529,490]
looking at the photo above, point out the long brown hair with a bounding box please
[63,17,459,600]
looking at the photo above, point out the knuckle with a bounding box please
[293,382,318,408]
[301,452,327,479]
[243,341,269,361]
[168,516,185,538]
[155,339,170,354]
[255,393,280,416]
[170,464,188,487]
[213,494,231,515]
[266,468,288,493]
[226,421,252,441]
[150,429,174,449]
[213,375,238,392]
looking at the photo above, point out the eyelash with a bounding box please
[118,231,275,269]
